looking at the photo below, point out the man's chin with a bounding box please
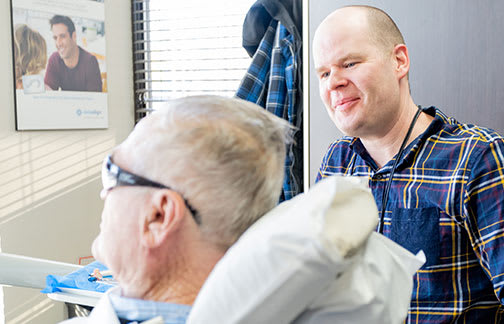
[330,115,364,138]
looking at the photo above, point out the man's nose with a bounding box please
[327,70,348,90]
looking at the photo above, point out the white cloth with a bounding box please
[187,176,424,324]
[292,233,425,324]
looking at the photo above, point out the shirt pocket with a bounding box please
[389,207,440,268]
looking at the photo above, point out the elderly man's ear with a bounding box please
[141,189,187,248]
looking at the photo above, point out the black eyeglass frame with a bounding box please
[103,154,201,225]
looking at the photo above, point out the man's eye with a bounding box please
[345,62,356,68]
[320,72,330,79]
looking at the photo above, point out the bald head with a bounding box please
[315,6,405,55]
[312,5,413,139]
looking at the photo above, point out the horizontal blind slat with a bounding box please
[133,35,241,45]
[133,67,247,73]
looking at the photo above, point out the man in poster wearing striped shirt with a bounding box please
[313,5,504,323]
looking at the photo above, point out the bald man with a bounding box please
[313,5,504,323]
[60,96,291,323]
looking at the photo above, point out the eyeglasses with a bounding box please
[101,154,200,224]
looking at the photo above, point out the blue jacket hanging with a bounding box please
[236,0,303,201]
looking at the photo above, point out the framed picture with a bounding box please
[10,0,108,130]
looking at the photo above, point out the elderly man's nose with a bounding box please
[100,188,109,200]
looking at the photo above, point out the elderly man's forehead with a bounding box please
[112,118,160,164]
[127,112,168,143]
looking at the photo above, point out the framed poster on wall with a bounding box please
[10,0,108,130]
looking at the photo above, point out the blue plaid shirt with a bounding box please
[236,20,300,200]
[317,107,504,323]
[109,292,190,324]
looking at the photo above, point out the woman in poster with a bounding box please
[13,24,47,89]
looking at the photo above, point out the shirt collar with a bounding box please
[108,290,191,324]
[349,106,445,172]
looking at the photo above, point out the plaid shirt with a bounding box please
[236,21,301,200]
[316,107,504,323]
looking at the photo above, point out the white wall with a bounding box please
[0,0,134,322]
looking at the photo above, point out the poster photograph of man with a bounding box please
[45,15,103,92]
[11,0,108,130]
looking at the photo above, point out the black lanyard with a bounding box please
[378,106,423,234]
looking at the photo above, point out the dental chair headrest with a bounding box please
[187,176,423,324]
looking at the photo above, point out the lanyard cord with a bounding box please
[378,106,423,234]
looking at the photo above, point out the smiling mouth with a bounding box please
[333,98,360,110]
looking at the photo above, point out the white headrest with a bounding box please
[187,176,423,324]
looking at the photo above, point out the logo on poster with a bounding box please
[76,108,102,118]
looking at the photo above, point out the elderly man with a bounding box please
[61,96,290,323]
[313,5,504,323]
[45,15,102,92]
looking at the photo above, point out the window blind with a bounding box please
[132,0,255,122]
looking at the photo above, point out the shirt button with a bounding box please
[375,174,383,180]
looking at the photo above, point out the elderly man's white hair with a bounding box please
[121,95,292,249]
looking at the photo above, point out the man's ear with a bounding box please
[141,189,186,248]
[72,31,77,42]
[392,44,410,80]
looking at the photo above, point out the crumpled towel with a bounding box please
[41,261,115,294]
